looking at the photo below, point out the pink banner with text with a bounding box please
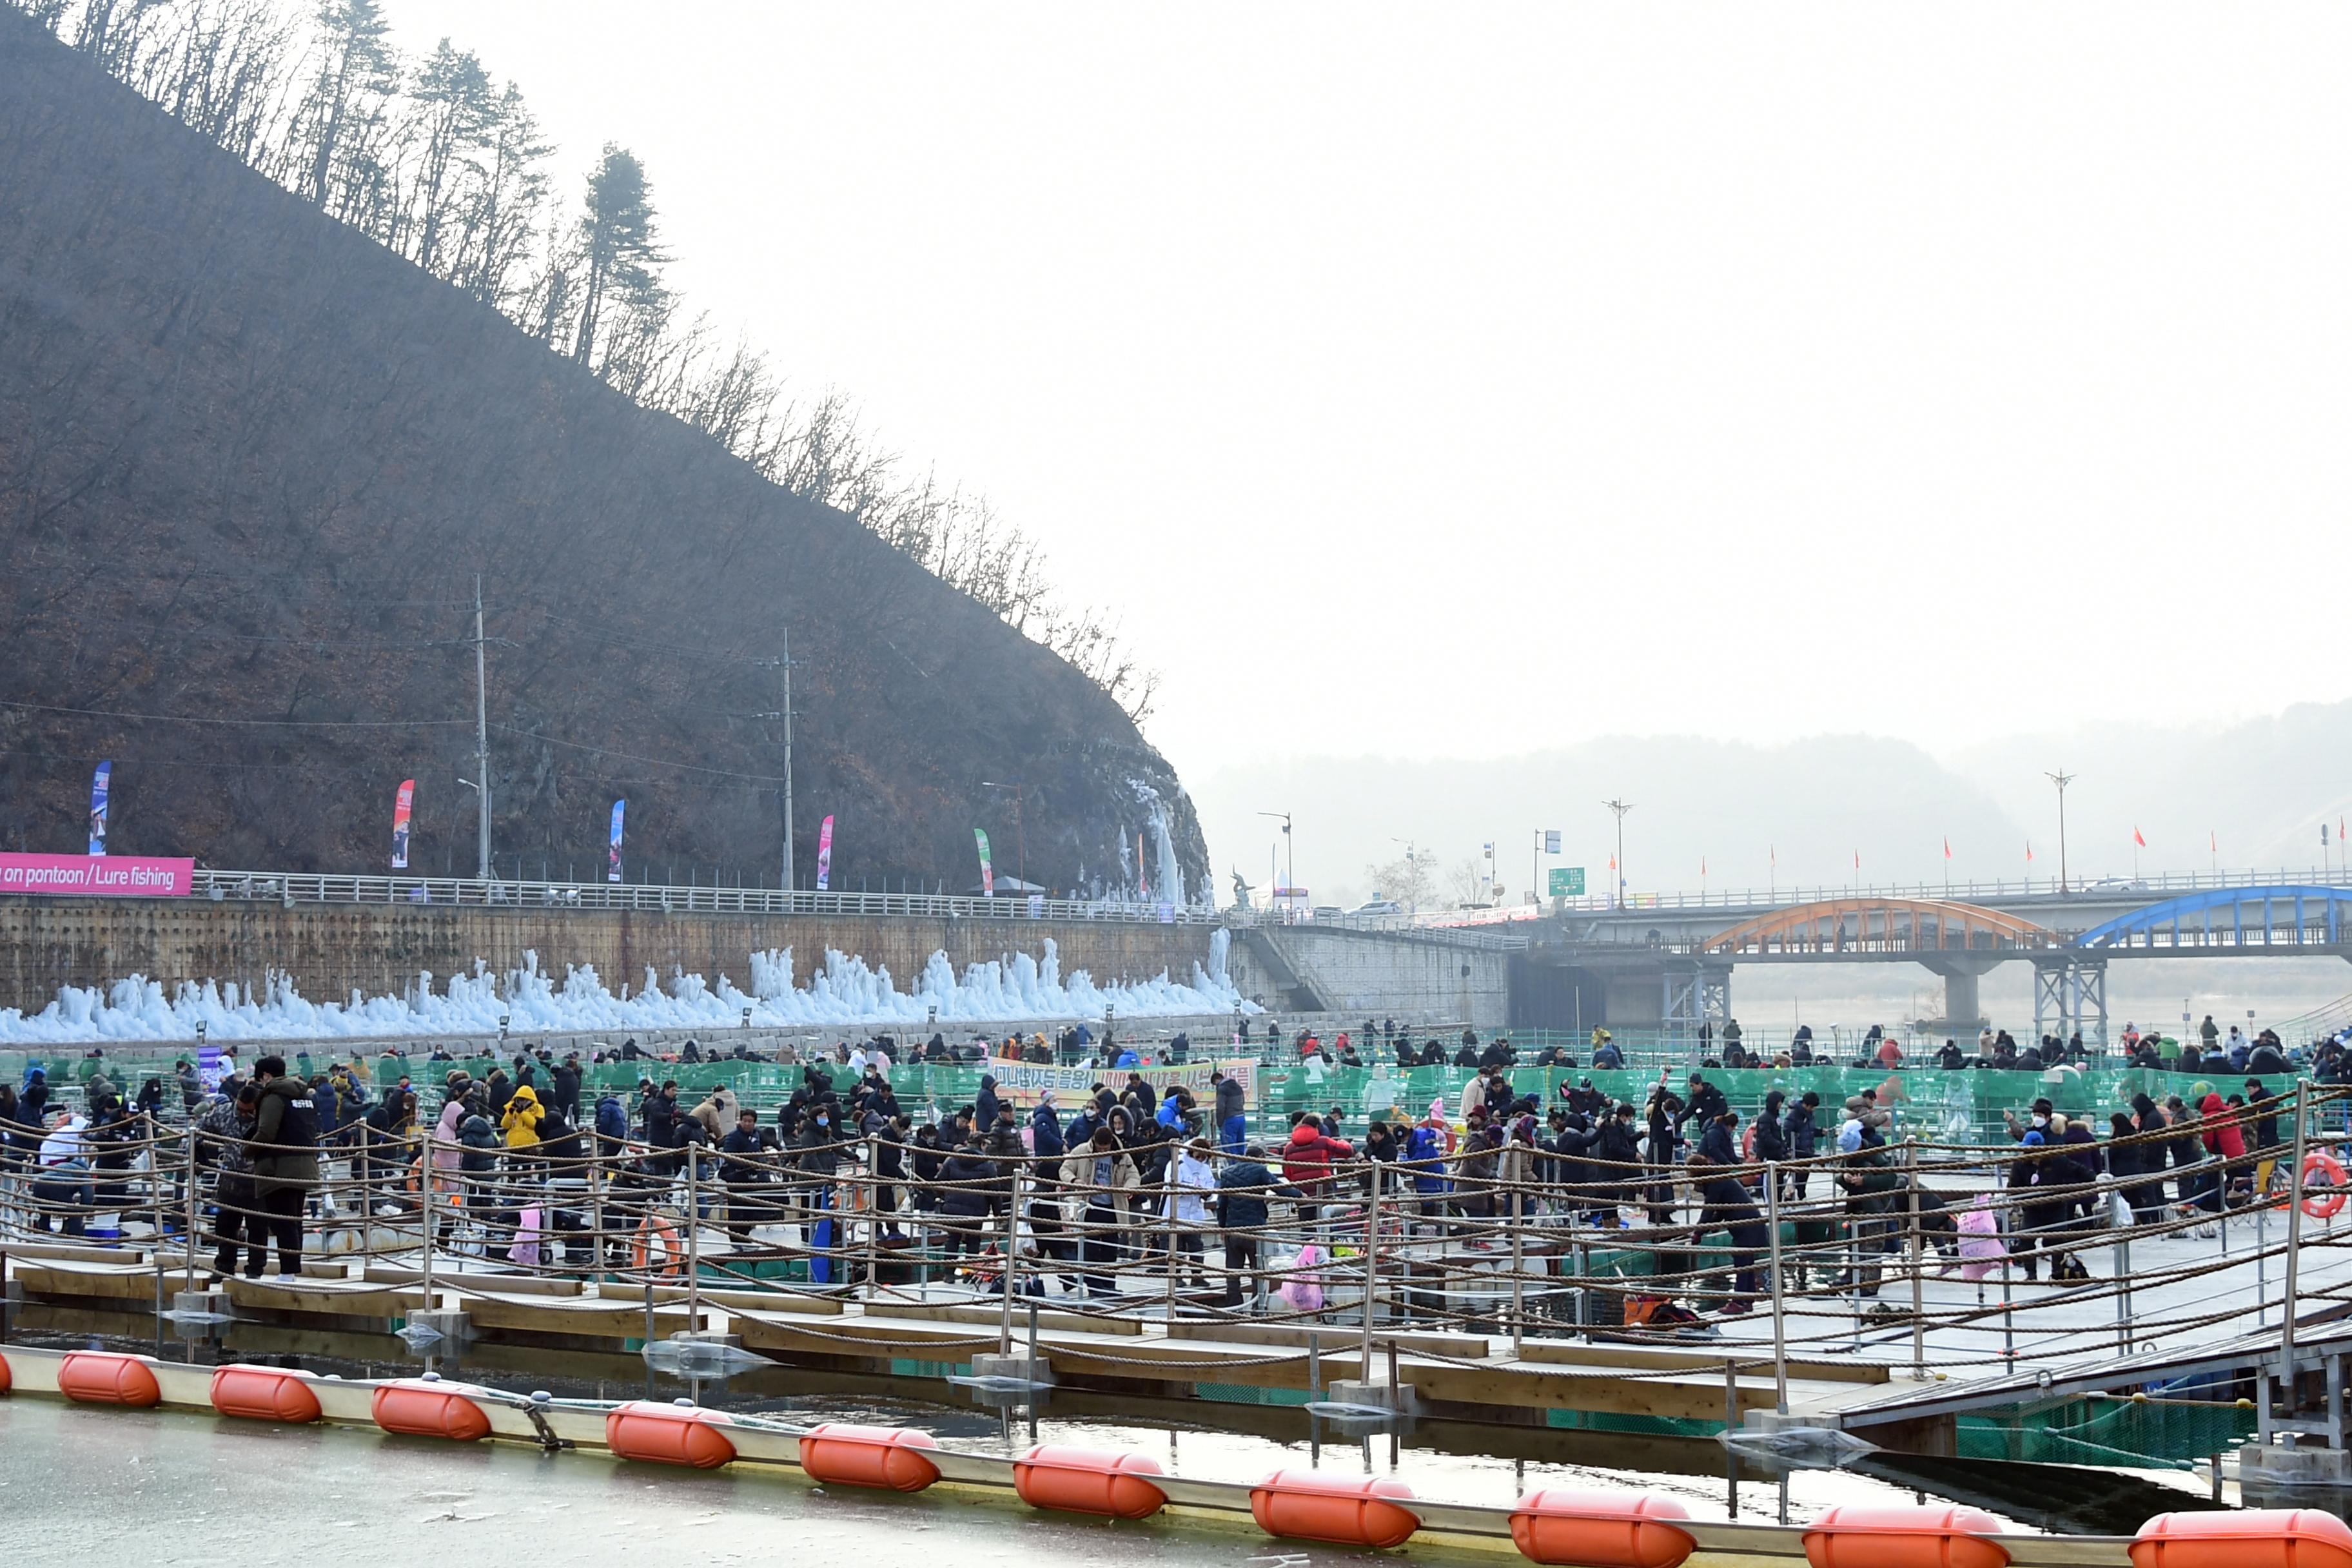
[0,854,194,897]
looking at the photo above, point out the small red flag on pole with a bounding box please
[2134,827,2147,848]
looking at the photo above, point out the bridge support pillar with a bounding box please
[1944,968,1980,1032]
[1916,955,2001,1038]
[1661,960,1733,1059]
[2031,956,2108,1052]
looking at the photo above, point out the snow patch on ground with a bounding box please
[0,931,1257,1044]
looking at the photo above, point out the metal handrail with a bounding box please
[182,868,1218,925]
[1527,866,2352,916]
[116,865,2352,930]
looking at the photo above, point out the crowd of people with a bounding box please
[0,1018,2328,1327]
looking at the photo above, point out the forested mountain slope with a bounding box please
[0,12,1206,893]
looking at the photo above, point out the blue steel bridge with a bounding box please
[1475,876,2352,1048]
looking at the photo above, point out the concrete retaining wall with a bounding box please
[0,896,1218,1013]
[1224,926,1511,1027]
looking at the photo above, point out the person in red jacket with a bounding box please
[2200,1090,2246,1211]
[1282,1112,1355,1224]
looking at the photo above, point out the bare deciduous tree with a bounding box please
[1364,852,1436,912]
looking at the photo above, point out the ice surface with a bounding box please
[0,932,1256,1044]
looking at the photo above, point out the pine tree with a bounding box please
[292,0,397,210]
[404,39,491,277]
[571,143,665,372]
[460,82,551,309]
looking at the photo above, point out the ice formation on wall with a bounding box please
[0,932,1255,1044]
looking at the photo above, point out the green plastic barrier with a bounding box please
[1250,1061,2277,1142]
[3,1044,2321,1146]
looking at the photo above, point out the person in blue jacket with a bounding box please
[1030,1090,1066,1161]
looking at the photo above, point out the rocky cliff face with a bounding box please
[0,12,1206,896]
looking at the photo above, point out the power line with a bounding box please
[0,698,471,730]
[15,612,471,651]
[489,724,787,783]
[0,747,394,774]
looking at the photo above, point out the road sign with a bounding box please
[1543,830,1562,855]
[1549,867,1585,897]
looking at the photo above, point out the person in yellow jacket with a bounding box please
[500,1083,544,1148]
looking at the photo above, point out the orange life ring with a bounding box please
[632,1213,683,1276]
[2302,1153,2347,1220]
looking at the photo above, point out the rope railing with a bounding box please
[4,1085,2347,1424]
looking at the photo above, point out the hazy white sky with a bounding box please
[378,3,2352,809]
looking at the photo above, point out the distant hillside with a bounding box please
[1197,734,2025,906]
[0,12,1205,892]
[1199,703,2352,908]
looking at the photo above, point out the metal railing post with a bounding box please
[2113,1177,2132,1355]
[184,1128,200,1286]
[1161,1162,1179,1317]
[588,1140,605,1284]
[1360,1161,1381,1375]
[420,1132,436,1309]
[150,1121,168,1318]
[2258,1176,2269,1328]
[1001,1157,1021,1356]
[1509,1173,1525,1355]
[685,1142,701,1331]
[2280,1082,2310,1404]
[865,1135,883,1304]
[1905,1137,1925,1377]
[1766,1162,1787,1415]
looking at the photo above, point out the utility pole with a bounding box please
[2044,770,2074,894]
[1258,811,1292,917]
[758,637,796,890]
[473,575,491,879]
[1602,798,1634,910]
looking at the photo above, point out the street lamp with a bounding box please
[457,776,486,881]
[2044,770,2074,894]
[1258,810,1293,917]
[1602,799,1634,910]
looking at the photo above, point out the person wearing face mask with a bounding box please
[720,1109,773,1246]
[793,1099,842,1244]
[2003,1097,2055,1144]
